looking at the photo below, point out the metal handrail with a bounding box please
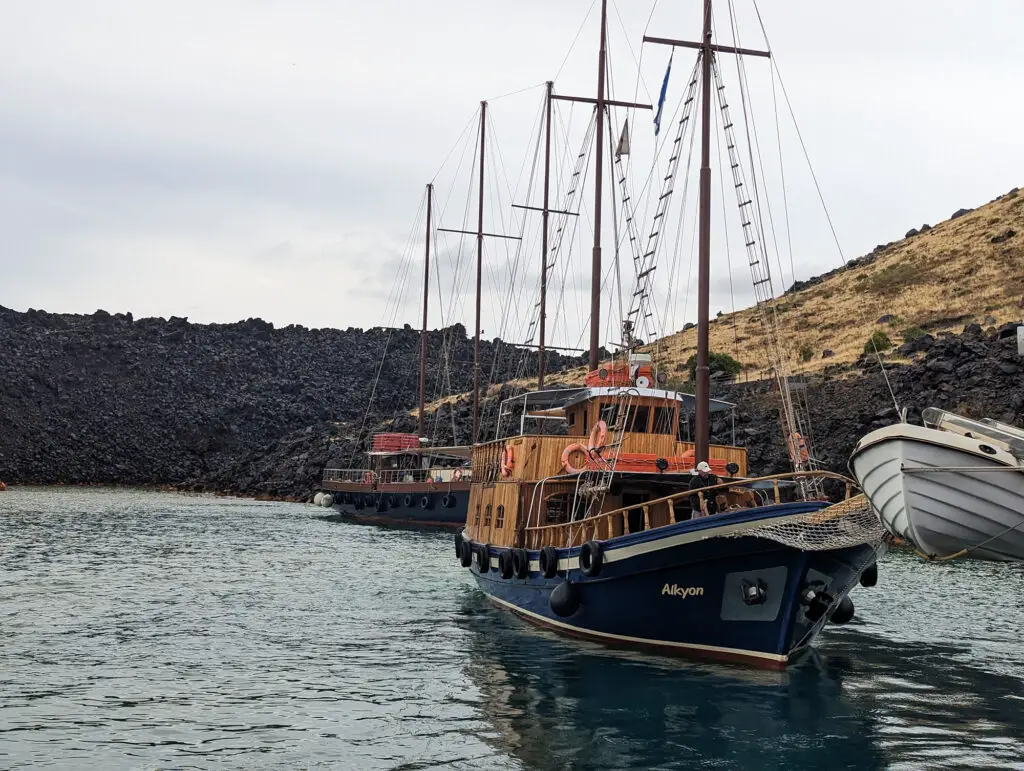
[523,470,857,535]
[322,467,471,485]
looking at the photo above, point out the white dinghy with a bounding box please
[850,408,1024,561]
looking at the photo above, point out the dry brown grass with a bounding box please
[649,187,1024,378]
[418,187,1023,413]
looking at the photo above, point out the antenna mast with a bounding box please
[418,183,432,437]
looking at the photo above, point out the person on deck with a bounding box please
[688,461,720,517]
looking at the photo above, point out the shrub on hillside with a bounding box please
[864,330,893,354]
[686,352,743,380]
[902,326,927,343]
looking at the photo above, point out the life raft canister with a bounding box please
[500,443,516,478]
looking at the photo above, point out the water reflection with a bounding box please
[460,591,1024,770]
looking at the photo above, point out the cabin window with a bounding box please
[652,406,674,435]
[496,505,505,529]
[582,408,589,436]
[474,504,481,527]
[545,494,569,524]
[599,403,619,428]
[628,406,650,433]
[484,504,492,527]
[568,410,576,427]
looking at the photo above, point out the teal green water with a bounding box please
[1,488,1022,769]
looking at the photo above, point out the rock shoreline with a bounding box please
[1,305,1020,502]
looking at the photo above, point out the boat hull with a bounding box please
[851,424,1024,561]
[461,503,878,669]
[326,485,470,529]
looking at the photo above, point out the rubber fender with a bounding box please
[313,492,324,506]
[549,581,581,618]
[539,546,560,579]
[476,545,490,573]
[512,548,531,579]
[579,540,604,577]
[859,561,878,588]
[498,550,515,579]
[403,495,414,508]
[829,595,855,625]
[321,493,334,508]
[460,541,473,568]
[420,495,433,510]
[454,533,464,560]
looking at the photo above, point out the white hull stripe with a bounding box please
[485,593,788,664]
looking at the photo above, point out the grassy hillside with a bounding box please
[418,185,1024,414]
[650,186,1024,379]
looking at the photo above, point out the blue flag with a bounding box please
[653,49,674,136]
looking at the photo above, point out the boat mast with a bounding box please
[588,0,609,371]
[473,101,486,444]
[539,81,552,389]
[695,0,713,463]
[418,183,432,438]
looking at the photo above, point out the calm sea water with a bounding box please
[1,488,1022,770]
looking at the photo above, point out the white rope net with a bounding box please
[725,495,886,551]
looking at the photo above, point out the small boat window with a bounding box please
[484,504,493,527]
[652,406,674,435]
[600,403,619,427]
[495,505,505,529]
[545,493,569,524]
[628,406,650,433]
[474,504,481,527]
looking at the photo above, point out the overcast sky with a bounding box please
[2,0,1022,348]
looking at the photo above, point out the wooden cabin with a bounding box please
[466,386,749,548]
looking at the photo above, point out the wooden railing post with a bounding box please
[642,505,651,531]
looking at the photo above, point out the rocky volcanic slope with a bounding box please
[0,307,579,497]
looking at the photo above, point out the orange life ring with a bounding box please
[453,468,463,482]
[0,481,6,491]
[500,444,516,477]
[788,432,809,464]
[561,443,589,474]
[362,471,374,485]
[588,419,608,450]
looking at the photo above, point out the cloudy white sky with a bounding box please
[2,0,1022,348]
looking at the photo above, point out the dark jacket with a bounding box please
[688,472,721,513]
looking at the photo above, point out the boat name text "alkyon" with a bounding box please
[662,584,705,598]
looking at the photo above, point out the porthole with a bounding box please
[979,444,997,455]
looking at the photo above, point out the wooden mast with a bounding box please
[539,81,552,389]
[418,183,432,438]
[588,0,609,372]
[694,0,713,463]
[473,101,486,444]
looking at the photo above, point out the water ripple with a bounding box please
[1,487,1022,769]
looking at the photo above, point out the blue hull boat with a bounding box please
[459,500,880,668]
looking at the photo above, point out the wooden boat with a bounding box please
[851,408,1024,561]
[453,0,885,668]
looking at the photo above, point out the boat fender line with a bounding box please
[561,443,589,474]
[512,548,531,579]
[549,580,581,617]
[859,562,878,588]
[321,493,334,508]
[420,494,433,510]
[476,544,491,573]
[454,533,465,560]
[539,546,560,578]
[403,494,414,508]
[579,540,604,577]
[587,420,608,451]
[500,444,516,478]
[829,595,855,625]
[498,550,515,579]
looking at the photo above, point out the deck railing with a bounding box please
[522,471,857,549]
[323,467,470,486]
